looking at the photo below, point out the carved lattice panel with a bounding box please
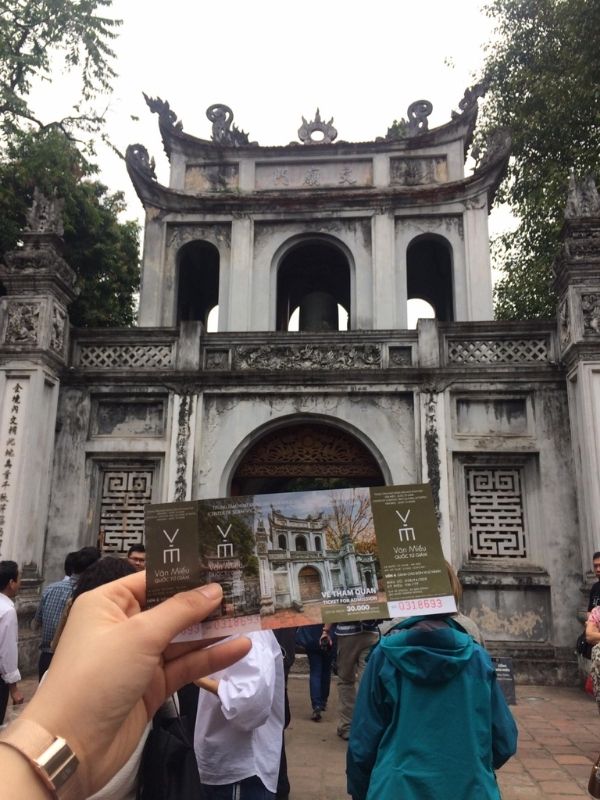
[79,344,173,369]
[466,467,527,558]
[447,339,549,364]
[99,469,153,554]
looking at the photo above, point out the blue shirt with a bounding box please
[34,577,75,651]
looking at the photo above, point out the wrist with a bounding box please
[0,717,83,800]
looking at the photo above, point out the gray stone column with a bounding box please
[0,195,77,570]
[554,180,600,582]
[0,192,77,674]
[229,216,254,331]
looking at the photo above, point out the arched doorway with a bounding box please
[407,235,454,321]
[276,241,351,332]
[230,422,385,496]
[298,566,322,601]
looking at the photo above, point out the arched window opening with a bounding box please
[407,298,436,329]
[406,237,454,322]
[314,535,322,552]
[295,535,307,552]
[206,305,219,332]
[278,534,287,550]
[287,304,348,332]
[177,241,220,327]
[277,242,351,332]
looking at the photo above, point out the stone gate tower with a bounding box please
[1,89,597,681]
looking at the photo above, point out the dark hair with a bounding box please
[128,544,146,556]
[594,552,600,561]
[72,556,135,600]
[64,551,78,577]
[0,560,18,591]
[72,546,101,575]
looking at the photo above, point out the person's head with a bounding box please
[64,551,77,577]
[72,556,136,601]
[72,546,101,576]
[0,560,20,598]
[593,551,600,579]
[127,544,146,571]
[445,560,463,605]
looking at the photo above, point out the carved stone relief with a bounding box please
[390,157,447,186]
[174,394,194,501]
[205,349,230,370]
[565,172,600,219]
[558,299,570,348]
[167,224,230,252]
[401,215,463,240]
[582,293,600,334]
[424,389,441,520]
[50,305,67,355]
[233,344,381,370]
[388,346,412,366]
[4,301,40,345]
[185,163,239,193]
[26,188,64,235]
[565,226,600,259]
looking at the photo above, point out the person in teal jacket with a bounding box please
[346,616,517,800]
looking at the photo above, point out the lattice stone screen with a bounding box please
[465,466,527,558]
[447,339,549,364]
[78,344,174,369]
[99,469,153,554]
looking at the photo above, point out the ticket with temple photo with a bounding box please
[145,482,456,642]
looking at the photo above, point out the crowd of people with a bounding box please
[0,550,525,800]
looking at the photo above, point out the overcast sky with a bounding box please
[30,0,505,229]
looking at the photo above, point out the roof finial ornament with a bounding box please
[407,100,433,135]
[125,144,157,182]
[143,94,183,131]
[451,81,488,119]
[297,109,338,145]
[565,169,600,219]
[206,104,254,147]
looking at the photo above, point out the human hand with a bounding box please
[9,687,23,706]
[19,573,250,797]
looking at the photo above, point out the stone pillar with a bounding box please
[371,213,397,329]
[0,190,77,674]
[0,192,77,570]
[554,176,600,589]
[229,215,254,331]
[462,195,494,321]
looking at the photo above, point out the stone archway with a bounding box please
[298,566,322,602]
[230,422,385,496]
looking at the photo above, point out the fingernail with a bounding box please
[199,583,222,601]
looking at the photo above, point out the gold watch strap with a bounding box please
[0,717,81,799]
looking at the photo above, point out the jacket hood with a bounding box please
[379,622,475,685]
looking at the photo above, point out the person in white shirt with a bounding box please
[194,629,285,800]
[0,561,23,725]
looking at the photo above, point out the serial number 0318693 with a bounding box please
[392,598,444,611]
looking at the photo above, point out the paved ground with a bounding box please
[9,675,600,798]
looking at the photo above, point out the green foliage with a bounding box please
[0,0,120,141]
[481,0,600,319]
[0,129,139,326]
